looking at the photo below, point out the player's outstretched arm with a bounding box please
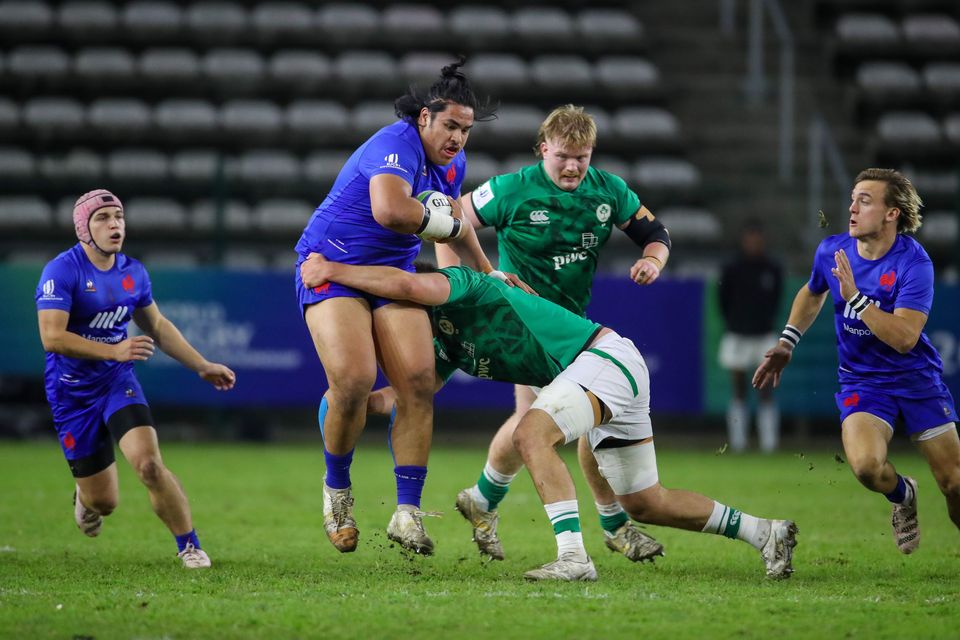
[437,195,492,271]
[132,303,236,391]
[38,309,155,362]
[752,285,826,389]
[620,206,671,286]
[300,252,452,306]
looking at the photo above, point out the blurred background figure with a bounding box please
[718,219,783,452]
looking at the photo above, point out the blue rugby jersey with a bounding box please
[36,244,153,397]
[295,119,467,266]
[807,233,943,391]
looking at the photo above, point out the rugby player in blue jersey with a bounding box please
[36,189,236,568]
[754,168,960,554]
[294,58,515,555]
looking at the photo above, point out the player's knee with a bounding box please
[512,416,561,459]
[849,457,885,488]
[88,494,118,516]
[933,466,960,498]
[328,378,376,415]
[391,366,436,403]
[134,456,165,486]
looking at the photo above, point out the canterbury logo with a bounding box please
[843,298,880,319]
[90,305,128,329]
[529,210,550,223]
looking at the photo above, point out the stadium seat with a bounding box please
[269,50,331,95]
[333,51,398,97]
[185,1,247,46]
[924,62,960,106]
[582,105,613,140]
[286,100,350,144]
[170,149,225,185]
[942,112,960,145]
[462,152,498,189]
[484,104,545,147]
[140,48,201,87]
[513,7,574,44]
[0,147,35,181]
[40,148,103,186]
[400,52,461,88]
[122,1,183,44]
[23,97,85,140]
[382,5,446,48]
[74,48,137,89]
[251,3,315,46]
[140,250,201,268]
[221,100,284,142]
[302,150,351,186]
[252,198,311,233]
[465,54,529,93]
[0,1,54,43]
[653,207,722,242]
[448,6,510,50]
[591,154,631,180]
[576,9,644,52]
[855,62,923,108]
[632,158,702,191]
[902,14,960,57]
[835,13,901,56]
[106,148,169,184]
[202,49,265,96]
[154,99,219,142]
[499,153,535,175]
[190,198,253,232]
[125,197,187,231]
[58,1,118,43]
[918,210,959,246]
[87,98,152,141]
[530,55,595,94]
[235,150,301,188]
[904,166,958,201]
[595,56,661,99]
[0,196,52,229]
[876,111,942,148]
[317,4,379,47]
[7,46,70,84]
[612,107,682,148]
[0,99,19,137]
[55,195,79,228]
[351,101,399,138]
[6,248,57,265]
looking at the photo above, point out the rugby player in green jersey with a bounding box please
[300,254,799,581]
[435,105,672,562]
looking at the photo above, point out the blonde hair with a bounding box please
[854,168,923,234]
[534,105,597,157]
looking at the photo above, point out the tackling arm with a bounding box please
[435,192,489,270]
[300,253,452,306]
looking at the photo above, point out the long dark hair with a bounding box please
[394,56,498,123]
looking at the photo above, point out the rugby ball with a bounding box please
[416,191,453,217]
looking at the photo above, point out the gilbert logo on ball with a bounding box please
[417,191,453,216]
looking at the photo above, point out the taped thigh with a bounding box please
[593,441,659,495]
[530,377,595,445]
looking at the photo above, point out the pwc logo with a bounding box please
[879,270,896,291]
[842,392,860,408]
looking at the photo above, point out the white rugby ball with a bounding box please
[416,191,453,217]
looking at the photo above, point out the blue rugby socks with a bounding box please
[175,529,201,553]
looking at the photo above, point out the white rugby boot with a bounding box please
[524,553,598,582]
[892,476,920,554]
[760,519,798,579]
[387,507,436,555]
[323,483,359,553]
[177,543,211,569]
[455,488,504,560]
[73,486,102,538]
[603,522,664,562]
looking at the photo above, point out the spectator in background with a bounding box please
[718,219,783,452]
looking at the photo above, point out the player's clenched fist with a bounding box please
[114,335,155,362]
[198,362,236,391]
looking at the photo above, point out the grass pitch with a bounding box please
[1,438,958,639]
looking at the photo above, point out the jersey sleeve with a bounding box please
[894,253,934,314]
[609,173,642,226]
[36,258,76,312]
[138,263,155,308]
[806,239,831,294]
[438,265,475,304]
[470,172,518,228]
[433,339,459,383]
[358,131,421,186]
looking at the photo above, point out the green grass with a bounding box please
[1,439,959,639]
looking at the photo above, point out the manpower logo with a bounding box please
[89,305,128,329]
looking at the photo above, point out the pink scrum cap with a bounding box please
[73,189,123,243]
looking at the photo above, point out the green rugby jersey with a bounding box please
[432,266,601,387]
[471,162,640,315]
